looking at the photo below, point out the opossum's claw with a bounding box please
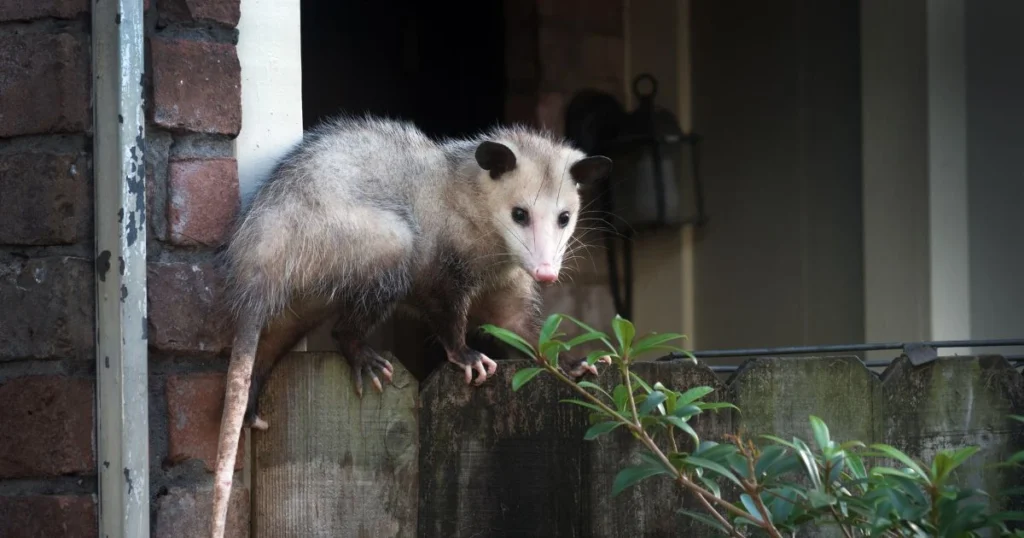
[346,347,394,397]
[369,369,384,393]
[562,355,608,379]
[447,350,497,386]
[250,416,269,431]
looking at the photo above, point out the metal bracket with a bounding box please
[901,343,938,365]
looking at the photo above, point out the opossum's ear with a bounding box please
[475,141,517,179]
[569,155,612,186]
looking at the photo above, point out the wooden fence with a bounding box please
[248,352,1024,537]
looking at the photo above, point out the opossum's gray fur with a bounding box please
[222,114,589,326]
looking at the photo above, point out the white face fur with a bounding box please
[474,140,612,284]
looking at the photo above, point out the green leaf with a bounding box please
[696,401,740,412]
[540,340,569,366]
[511,367,543,391]
[761,434,801,451]
[807,490,836,509]
[559,398,615,417]
[566,331,609,349]
[631,332,688,357]
[480,324,537,358]
[809,415,831,452]
[697,474,721,498]
[611,315,636,355]
[557,314,617,352]
[678,508,730,534]
[679,456,743,487]
[792,439,822,489]
[584,349,612,366]
[565,332,610,352]
[755,445,788,477]
[584,421,624,440]
[611,463,668,497]
[676,386,715,406]
[629,372,654,394]
[673,404,702,419]
[939,445,980,482]
[637,391,667,416]
[871,466,926,484]
[538,314,563,346]
[740,494,766,523]
[869,444,931,484]
[576,380,612,401]
[663,416,700,446]
[613,385,629,412]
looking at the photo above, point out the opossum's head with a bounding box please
[474,138,612,284]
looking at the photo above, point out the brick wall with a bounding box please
[0,0,98,535]
[504,0,625,330]
[144,0,248,536]
[0,0,246,536]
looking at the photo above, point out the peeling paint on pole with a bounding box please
[93,0,150,537]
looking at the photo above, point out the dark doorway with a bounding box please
[301,0,507,139]
[298,0,508,379]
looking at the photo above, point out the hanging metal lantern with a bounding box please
[564,74,708,319]
[599,74,706,233]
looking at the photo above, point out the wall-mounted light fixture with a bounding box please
[564,73,707,319]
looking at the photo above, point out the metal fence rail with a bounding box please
[657,338,1024,373]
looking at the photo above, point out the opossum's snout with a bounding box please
[532,264,558,283]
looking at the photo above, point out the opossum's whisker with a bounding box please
[495,218,532,254]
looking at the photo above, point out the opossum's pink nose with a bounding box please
[533,264,558,283]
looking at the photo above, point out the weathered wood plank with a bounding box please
[583,360,734,538]
[729,355,883,446]
[418,359,589,538]
[251,352,418,538]
[881,355,1024,517]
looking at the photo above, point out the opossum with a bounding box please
[208,115,612,538]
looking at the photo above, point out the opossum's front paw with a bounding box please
[561,355,612,379]
[345,348,395,397]
[447,349,497,386]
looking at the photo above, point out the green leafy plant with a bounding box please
[481,313,1024,537]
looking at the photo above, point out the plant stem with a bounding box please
[829,506,855,538]
[684,478,745,538]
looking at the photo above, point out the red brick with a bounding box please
[0,0,89,21]
[0,257,94,361]
[154,486,249,538]
[166,373,243,471]
[0,32,90,137]
[0,495,97,538]
[150,37,241,135]
[0,152,90,245]
[147,261,232,353]
[0,376,94,478]
[167,157,239,246]
[159,0,240,26]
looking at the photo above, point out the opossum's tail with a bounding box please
[210,310,262,538]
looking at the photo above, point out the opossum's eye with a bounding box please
[511,207,530,226]
[558,211,571,228]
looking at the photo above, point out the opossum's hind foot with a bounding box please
[561,354,612,379]
[242,379,270,431]
[447,348,498,386]
[343,342,395,397]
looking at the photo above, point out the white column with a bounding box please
[926,0,971,354]
[234,0,304,486]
